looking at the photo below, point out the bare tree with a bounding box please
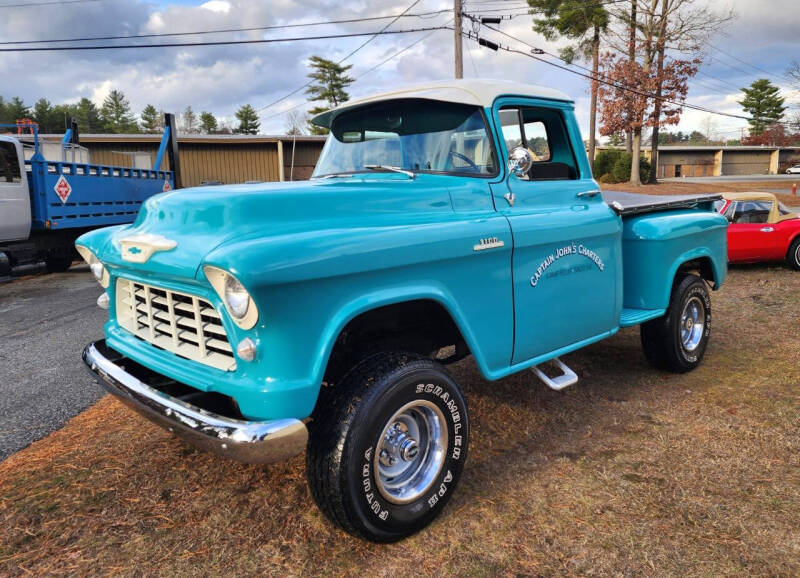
[285,110,307,136]
[640,0,734,182]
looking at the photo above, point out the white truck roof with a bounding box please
[312,79,573,128]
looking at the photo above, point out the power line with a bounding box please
[260,25,448,125]
[0,26,447,52]
[0,10,453,45]
[708,43,787,83]
[470,24,775,125]
[0,0,100,8]
[255,0,426,116]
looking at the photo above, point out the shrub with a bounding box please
[593,149,623,179]
[597,152,651,184]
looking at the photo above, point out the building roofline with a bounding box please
[12,133,327,144]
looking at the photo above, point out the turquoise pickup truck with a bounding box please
[79,80,728,542]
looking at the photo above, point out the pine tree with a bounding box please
[0,97,8,124]
[32,98,55,132]
[305,56,354,135]
[528,0,608,163]
[199,111,218,134]
[235,104,260,134]
[6,97,30,122]
[739,79,786,136]
[100,90,138,133]
[73,98,102,133]
[140,104,162,133]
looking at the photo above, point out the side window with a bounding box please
[732,201,772,224]
[0,141,22,184]
[498,106,577,181]
[522,121,551,161]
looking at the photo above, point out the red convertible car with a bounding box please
[715,192,800,270]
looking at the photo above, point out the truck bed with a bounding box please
[602,191,722,217]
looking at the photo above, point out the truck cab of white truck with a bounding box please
[0,136,32,246]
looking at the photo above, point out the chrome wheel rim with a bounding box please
[680,296,705,352]
[374,400,448,505]
[795,244,800,266]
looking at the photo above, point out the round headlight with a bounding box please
[224,274,251,319]
[90,262,105,281]
[75,245,109,288]
[203,266,258,329]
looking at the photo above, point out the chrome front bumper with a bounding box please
[82,340,308,464]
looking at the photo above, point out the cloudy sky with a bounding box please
[0,0,797,140]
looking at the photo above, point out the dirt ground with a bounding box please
[1,183,799,576]
[1,272,798,575]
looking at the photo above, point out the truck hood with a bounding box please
[95,174,455,280]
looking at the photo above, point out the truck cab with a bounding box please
[79,80,728,542]
[0,136,32,245]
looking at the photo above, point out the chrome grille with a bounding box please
[115,278,236,371]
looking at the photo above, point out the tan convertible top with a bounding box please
[720,191,798,223]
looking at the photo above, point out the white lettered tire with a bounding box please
[306,352,469,542]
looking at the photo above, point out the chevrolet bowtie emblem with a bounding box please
[119,233,177,263]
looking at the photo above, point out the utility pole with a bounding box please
[454,0,463,79]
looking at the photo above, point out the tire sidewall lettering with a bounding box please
[355,377,467,526]
[677,282,711,363]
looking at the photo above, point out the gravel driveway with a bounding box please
[0,265,106,460]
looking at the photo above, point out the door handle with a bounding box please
[576,190,601,199]
[760,227,774,232]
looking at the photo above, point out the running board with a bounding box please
[532,358,578,391]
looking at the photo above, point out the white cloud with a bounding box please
[0,0,796,138]
[200,1,231,14]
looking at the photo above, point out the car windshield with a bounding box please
[312,99,497,178]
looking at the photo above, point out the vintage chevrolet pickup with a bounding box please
[79,80,728,542]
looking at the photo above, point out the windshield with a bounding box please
[312,99,497,178]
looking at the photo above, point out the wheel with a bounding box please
[787,237,800,271]
[45,255,74,273]
[306,352,469,542]
[640,273,711,373]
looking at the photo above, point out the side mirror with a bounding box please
[508,146,532,178]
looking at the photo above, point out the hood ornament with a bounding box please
[119,233,177,263]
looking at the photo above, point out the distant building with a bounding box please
[19,133,327,187]
[598,145,800,178]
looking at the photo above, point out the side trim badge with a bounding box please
[474,237,505,252]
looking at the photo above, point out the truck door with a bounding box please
[0,137,31,243]
[491,104,622,365]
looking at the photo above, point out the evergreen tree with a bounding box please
[73,97,102,132]
[32,98,58,133]
[739,79,786,136]
[140,104,162,133]
[100,90,138,133]
[528,0,608,163]
[0,96,7,124]
[199,111,218,134]
[6,97,30,122]
[234,104,260,134]
[305,56,354,135]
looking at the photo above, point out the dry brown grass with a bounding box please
[1,270,799,575]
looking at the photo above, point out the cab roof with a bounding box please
[311,79,573,128]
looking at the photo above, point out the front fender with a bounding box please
[310,283,497,391]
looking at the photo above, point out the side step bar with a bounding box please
[532,357,578,391]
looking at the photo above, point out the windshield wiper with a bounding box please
[364,165,416,179]
[314,173,352,179]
